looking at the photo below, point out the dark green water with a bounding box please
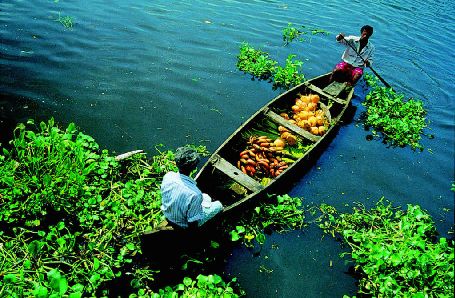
[1,0,454,296]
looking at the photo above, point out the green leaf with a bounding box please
[93,257,100,271]
[212,274,222,285]
[89,273,100,284]
[47,269,68,295]
[183,277,193,287]
[176,283,185,291]
[71,283,84,292]
[230,231,240,242]
[210,241,220,249]
[56,221,65,230]
[33,285,49,298]
[28,240,45,257]
[24,259,32,269]
[4,274,17,283]
[235,226,246,234]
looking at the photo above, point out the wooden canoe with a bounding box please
[143,73,353,236]
[194,73,354,216]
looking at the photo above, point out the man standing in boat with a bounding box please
[160,146,223,230]
[330,25,375,86]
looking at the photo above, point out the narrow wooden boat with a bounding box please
[143,73,353,236]
[195,73,354,215]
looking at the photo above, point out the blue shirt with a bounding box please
[160,171,204,228]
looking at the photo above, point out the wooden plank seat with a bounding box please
[264,109,321,142]
[210,154,263,193]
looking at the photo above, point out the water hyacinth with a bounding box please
[362,74,428,150]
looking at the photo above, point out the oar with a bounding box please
[343,37,392,88]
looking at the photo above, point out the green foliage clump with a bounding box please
[130,274,243,297]
[363,74,428,150]
[236,43,305,90]
[237,42,277,79]
[228,194,306,247]
[272,54,305,89]
[57,13,74,29]
[282,23,329,45]
[318,199,454,297]
[0,119,116,224]
[0,119,178,296]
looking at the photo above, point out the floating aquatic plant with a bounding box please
[318,199,454,297]
[362,74,428,151]
[57,13,74,29]
[282,23,330,45]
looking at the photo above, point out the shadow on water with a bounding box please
[0,92,40,146]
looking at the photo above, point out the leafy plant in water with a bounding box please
[236,43,305,90]
[57,13,74,28]
[0,119,185,296]
[130,274,243,297]
[272,54,305,89]
[282,23,330,45]
[0,118,118,225]
[318,199,454,297]
[227,194,306,247]
[362,74,428,150]
[237,42,277,80]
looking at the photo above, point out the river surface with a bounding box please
[1,0,454,297]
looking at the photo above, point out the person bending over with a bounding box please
[330,25,375,86]
[160,146,223,230]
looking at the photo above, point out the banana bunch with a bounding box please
[237,135,289,178]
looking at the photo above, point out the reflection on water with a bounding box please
[1,0,454,296]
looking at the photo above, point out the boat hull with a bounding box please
[195,73,354,215]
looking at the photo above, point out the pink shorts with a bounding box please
[335,61,363,79]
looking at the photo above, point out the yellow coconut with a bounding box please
[292,105,301,113]
[307,102,317,111]
[300,95,310,104]
[308,116,317,127]
[318,126,326,135]
[281,132,292,139]
[278,126,289,133]
[310,94,320,103]
[298,111,309,120]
